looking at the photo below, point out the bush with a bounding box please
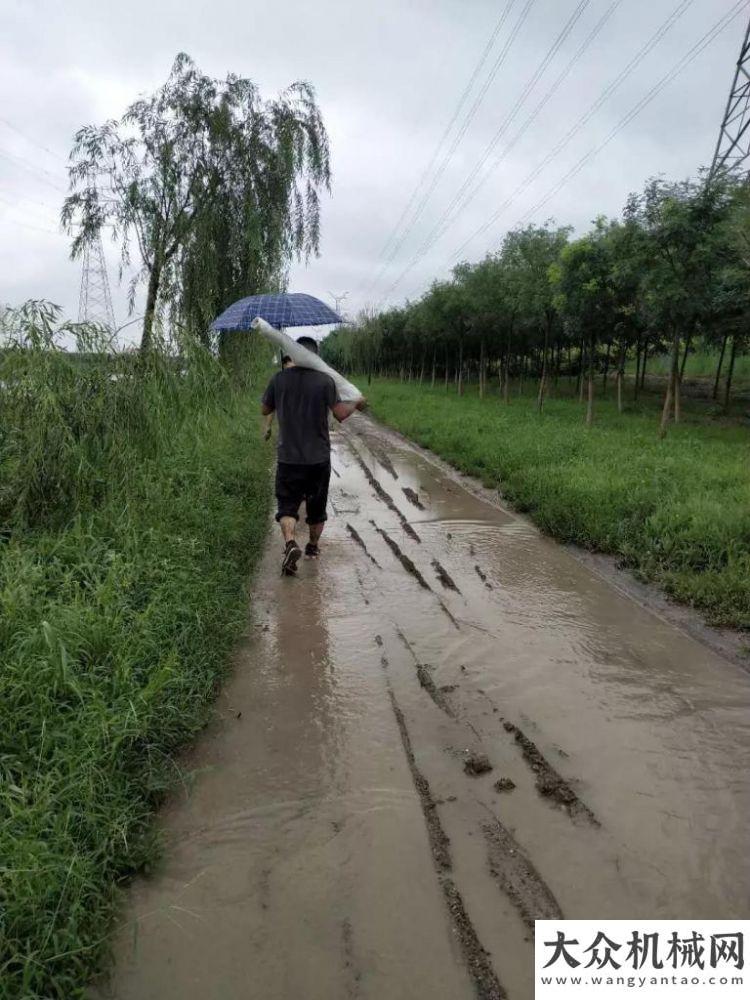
[0,303,272,998]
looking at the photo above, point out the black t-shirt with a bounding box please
[262,368,338,465]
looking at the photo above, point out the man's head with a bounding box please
[296,335,319,355]
[281,354,293,368]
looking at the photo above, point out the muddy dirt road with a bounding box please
[98,415,750,1000]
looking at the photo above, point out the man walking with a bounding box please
[261,336,362,575]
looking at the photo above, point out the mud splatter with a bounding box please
[388,689,506,1000]
[351,448,420,542]
[502,721,598,825]
[346,523,381,568]
[372,523,432,590]
[474,565,493,590]
[402,486,425,510]
[482,820,563,931]
[464,752,493,776]
[432,559,461,593]
[494,778,516,793]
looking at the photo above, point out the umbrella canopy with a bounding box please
[211,293,342,331]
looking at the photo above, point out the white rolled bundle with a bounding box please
[251,317,363,403]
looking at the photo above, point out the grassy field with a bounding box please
[0,337,272,999]
[365,378,750,632]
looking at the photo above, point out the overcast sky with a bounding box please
[0,0,745,346]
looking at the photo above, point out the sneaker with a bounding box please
[281,540,302,576]
[305,542,320,559]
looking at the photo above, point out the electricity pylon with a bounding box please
[710,16,750,180]
[77,233,116,332]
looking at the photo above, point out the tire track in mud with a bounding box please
[482,819,563,931]
[402,486,425,510]
[501,721,599,826]
[386,681,506,1000]
[432,559,461,593]
[361,437,399,481]
[372,523,431,589]
[346,522,382,568]
[377,630,565,991]
[349,446,420,542]
[369,528,462,632]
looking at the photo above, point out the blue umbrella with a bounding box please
[211,293,342,331]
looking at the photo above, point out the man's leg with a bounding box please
[275,463,303,575]
[306,521,325,557]
[304,462,331,558]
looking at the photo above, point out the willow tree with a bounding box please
[62,53,330,353]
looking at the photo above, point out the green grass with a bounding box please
[365,379,750,631]
[0,329,273,998]
[625,349,750,382]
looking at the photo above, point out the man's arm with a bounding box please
[332,398,366,423]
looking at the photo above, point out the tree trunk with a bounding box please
[458,339,464,396]
[640,337,649,389]
[616,342,626,414]
[431,347,436,389]
[578,338,586,403]
[140,260,162,353]
[713,332,729,400]
[724,335,739,412]
[671,330,681,424]
[634,333,642,401]
[445,349,449,391]
[659,329,679,437]
[602,340,611,394]
[658,372,673,438]
[585,333,595,425]
[537,324,549,413]
[680,331,693,380]
[479,339,485,399]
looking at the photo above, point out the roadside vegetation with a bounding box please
[365,378,750,631]
[0,302,273,998]
[2,52,331,1000]
[324,172,750,430]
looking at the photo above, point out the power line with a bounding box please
[416,0,623,260]
[376,0,595,303]
[0,146,67,193]
[0,116,68,164]
[447,0,696,263]
[515,0,750,226]
[371,0,517,270]
[361,0,536,300]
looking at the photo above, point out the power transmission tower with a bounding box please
[710,15,750,180]
[328,290,349,317]
[78,233,116,331]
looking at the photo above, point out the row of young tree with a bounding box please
[322,172,750,434]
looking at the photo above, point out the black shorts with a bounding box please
[275,461,331,524]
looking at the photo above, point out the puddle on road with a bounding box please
[97,414,750,1000]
